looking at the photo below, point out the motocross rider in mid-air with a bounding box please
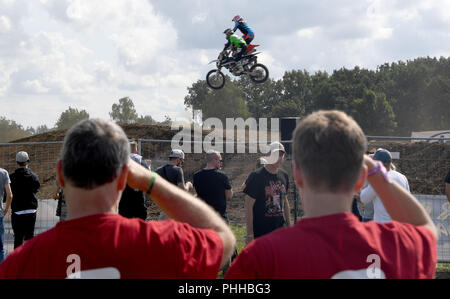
[221,29,248,73]
[232,15,254,45]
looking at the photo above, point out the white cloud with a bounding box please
[0,15,12,33]
[297,27,320,39]
[1,0,450,129]
[9,31,95,94]
[192,14,207,24]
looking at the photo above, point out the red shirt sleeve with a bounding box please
[144,220,224,278]
[399,224,437,278]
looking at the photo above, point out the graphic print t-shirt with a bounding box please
[243,167,289,238]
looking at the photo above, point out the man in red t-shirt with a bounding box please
[226,110,437,279]
[0,119,235,279]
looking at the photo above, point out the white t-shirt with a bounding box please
[360,170,410,223]
[0,168,11,217]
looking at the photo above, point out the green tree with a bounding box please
[35,125,50,134]
[236,76,281,119]
[0,117,30,142]
[279,70,313,117]
[201,79,251,123]
[110,97,138,124]
[158,115,172,127]
[184,77,250,123]
[136,115,157,125]
[55,107,90,130]
[350,90,396,135]
[184,80,211,118]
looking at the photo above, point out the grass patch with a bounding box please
[217,224,247,279]
[436,263,450,272]
[230,223,247,254]
[436,263,450,279]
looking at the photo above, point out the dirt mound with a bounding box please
[11,124,179,143]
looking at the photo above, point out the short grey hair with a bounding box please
[61,119,130,189]
[206,150,221,162]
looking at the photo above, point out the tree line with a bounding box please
[2,56,449,142]
[0,97,171,142]
[185,56,450,136]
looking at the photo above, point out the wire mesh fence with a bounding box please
[0,137,449,262]
[0,142,63,258]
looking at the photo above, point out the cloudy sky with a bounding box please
[1,0,449,128]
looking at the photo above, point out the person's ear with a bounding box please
[56,160,65,188]
[354,165,367,193]
[292,161,304,188]
[117,163,129,192]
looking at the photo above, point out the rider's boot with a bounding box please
[233,56,244,74]
[236,63,244,74]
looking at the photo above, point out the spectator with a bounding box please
[0,119,235,278]
[118,141,150,220]
[351,195,362,221]
[53,181,67,221]
[193,150,232,221]
[156,149,193,191]
[240,157,267,191]
[193,150,237,273]
[9,152,40,249]
[243,141,291,245]
[445,170,450,203]
[356,184,374,222]
[156,149,193,220]
[357,151,375,222]
[225,110,437,279]
[0,167,13,262]
[360,149,410,223]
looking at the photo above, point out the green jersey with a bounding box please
[229,34,246,49]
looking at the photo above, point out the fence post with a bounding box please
[138,139,142,156]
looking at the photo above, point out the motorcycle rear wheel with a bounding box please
[206,69,225,89]
[249,63,269,83]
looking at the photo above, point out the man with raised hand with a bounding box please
[0,119,235,279]
[360,148,410,223]
[226,110,437,279]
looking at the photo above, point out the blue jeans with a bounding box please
[0,216,4,263]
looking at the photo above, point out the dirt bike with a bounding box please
[206,44,269,89]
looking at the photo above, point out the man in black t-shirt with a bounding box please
[193,150,232,220]
[156,149,193,219]
[155,149,193,191]
[243,142,291,244]
[193,150,235,272]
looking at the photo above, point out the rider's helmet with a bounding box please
[232,15,243,23]
[223,28,234,39]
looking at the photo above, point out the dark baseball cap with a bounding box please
[373,149,392,164]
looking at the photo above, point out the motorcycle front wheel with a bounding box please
[206,69,225,89]
[249,63,269,83]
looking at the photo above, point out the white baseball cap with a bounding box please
[269,141,286,154]
[16,151,30,163]
[169,149,185,159]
